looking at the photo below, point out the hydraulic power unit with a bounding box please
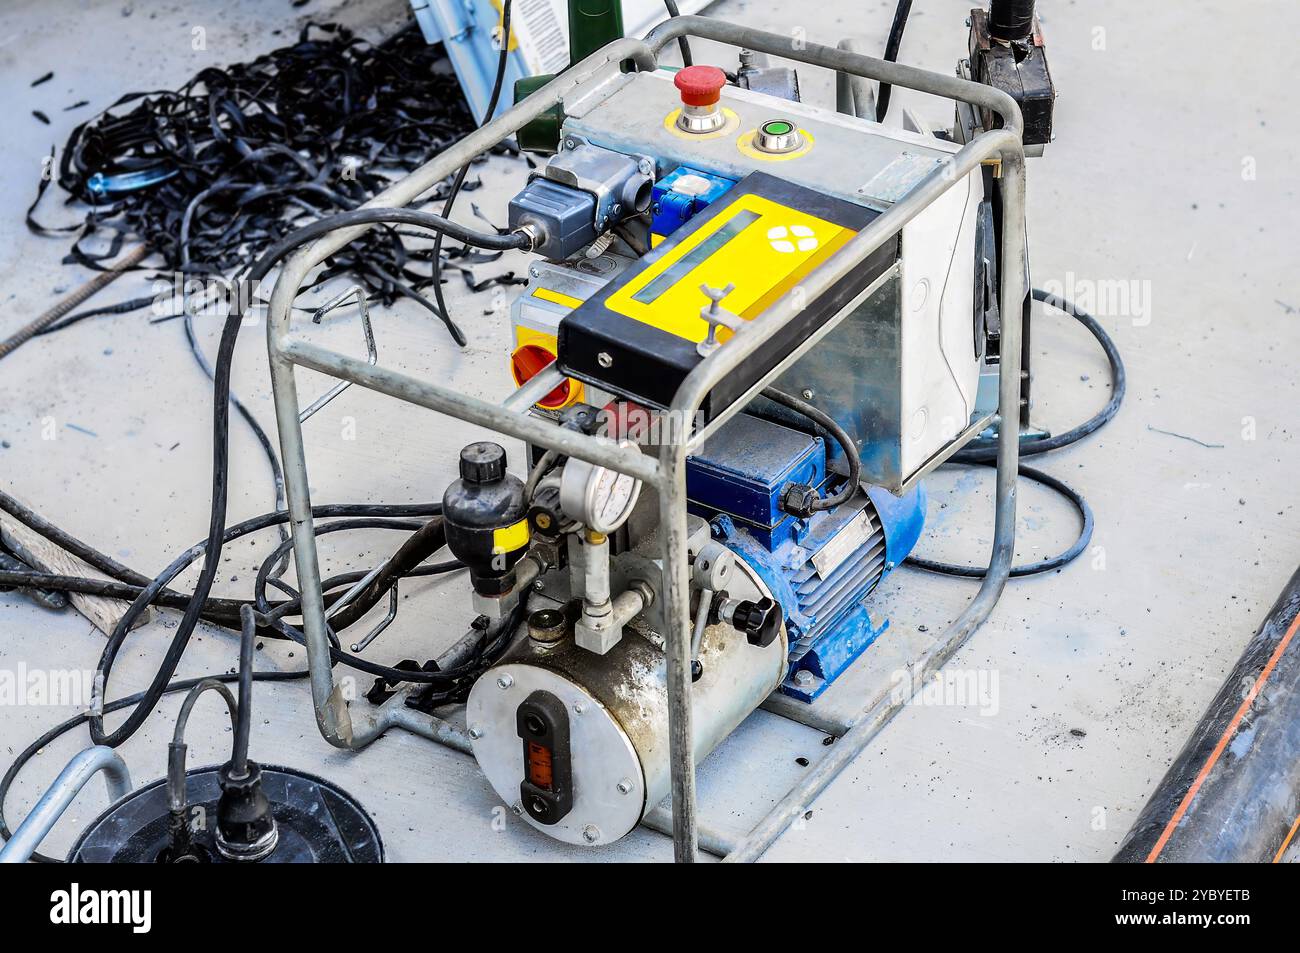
[251,8,1038,859]
[474,51,997,843]
[3,8,1045,867]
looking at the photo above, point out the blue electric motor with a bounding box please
[686,413,925,701]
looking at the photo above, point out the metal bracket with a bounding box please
[349,581,399,654]
[298,285,378,424]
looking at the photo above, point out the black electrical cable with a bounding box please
[232,604,258,775]
[906,290,1123,577]
[182,309,289,534]
[905,461,1094,578]
[951,289,1127,464]
[33,295,158,336]
[662,1,694,66]
[32,24,508,305]
[248,516,425,646]
[876,0,914,123]
[429,0,513,347]
[763,386,862,512]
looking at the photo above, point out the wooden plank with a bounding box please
[1,513,152,636]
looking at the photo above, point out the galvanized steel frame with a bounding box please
[264,16,1027,863]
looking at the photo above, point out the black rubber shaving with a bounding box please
[32,110,50,125]
[31,72,54,87]
[30,22,520,340]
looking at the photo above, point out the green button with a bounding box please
[762,120,793,135]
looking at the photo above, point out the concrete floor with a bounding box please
[1,0,1297,862]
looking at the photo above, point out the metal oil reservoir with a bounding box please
[467,555,785,846]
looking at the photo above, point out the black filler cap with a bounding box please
[460,441,507,484]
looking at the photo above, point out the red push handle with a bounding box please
[673,65,726,107]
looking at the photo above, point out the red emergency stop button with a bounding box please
[674,65,727,107]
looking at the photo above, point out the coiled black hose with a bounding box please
[906,290,1124,577]
[875,0,914,123]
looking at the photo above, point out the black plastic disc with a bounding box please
[68,764,383,863]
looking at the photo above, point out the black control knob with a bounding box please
[459,441,507,484]
[731,597,781,647]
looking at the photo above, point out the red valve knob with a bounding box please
[673,65,727,107]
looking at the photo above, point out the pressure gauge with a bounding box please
[559,444,643,534]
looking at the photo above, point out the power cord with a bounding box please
[875,0,914,122]
[429,0,514,347]
[905,290,1125,577]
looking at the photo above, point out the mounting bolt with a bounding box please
[582,825,601,844]
[597,352,614,368]
[496,673,514,690]
[511,802,524,816]
[468,725,483,740]
[573,702,586,715]
[533,579,545,591]
[616,778,633,795]
[637,158,654,175]
[793,669,815,689]
[801,388,815,400]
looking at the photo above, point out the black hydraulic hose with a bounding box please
[988,0,1037,42]
[875,0,914,123]
[331,517,449,631]
[0,568,280,629]
[662,0,694,66]
[0,488,442,628]
[905,462,1094,578]
[0,519,461,640]
[428,0,513,348]
[251,522,494,686]
[762,386,861,512]
[952,290,1127,465]
[0,488,156,590]
[251,518,425,619]
[257,563,525,686]
[89,206,525,749]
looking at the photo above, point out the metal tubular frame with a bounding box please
[0,746,132,863]
[264,16,1025,863]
